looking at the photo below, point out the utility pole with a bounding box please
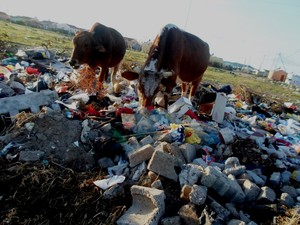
[259,54,266,71]
[184,0,192,29]
[279,53,286,72]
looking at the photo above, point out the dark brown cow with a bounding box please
[121,24,210,108]
[69,22,126,85]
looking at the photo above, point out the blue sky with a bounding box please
[1,0,300,75]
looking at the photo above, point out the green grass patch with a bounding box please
[1,20,299,105]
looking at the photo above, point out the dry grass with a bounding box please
[276,207,300,225]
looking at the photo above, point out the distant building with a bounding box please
[268,70,287,82]
[254,69,269,77]
[286,73,300,87]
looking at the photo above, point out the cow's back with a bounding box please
[180,32,210,82]
[90,23,126,67]
[155,26,210,83]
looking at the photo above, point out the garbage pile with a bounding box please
[0,47,300,225]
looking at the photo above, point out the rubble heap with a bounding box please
[0,47,300,225]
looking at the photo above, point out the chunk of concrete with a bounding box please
[189,185,207,205]
[257,186,276,203]
[242,180,261,202]
[209,199,231,221]
[147,150,181,182]
[139,135,154,146]
[226,174,246,203]
[117,185,165,225]
[179,143,196,163]
[246,170,266,186]
[128,144,155,167]
[179,164,203,187]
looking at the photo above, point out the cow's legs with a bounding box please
[189,76,202,100]
[163,78,177,109]
[111,64,119,86]
[99,67,109,83]
[181,82,189,98]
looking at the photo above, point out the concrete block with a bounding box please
[147,150,181,182]
[0,90,58,119]
[179,164,203,187]
[200,166,217,188]
[281,171,291,184]
[128,144,155,167]
[151,180,163,190]
[226,174,246,203]
[257,186,276,203]
[242,180,261,202]
[189,185,207,205]
[154,141,169,152]
[170,143,186,163]
[154,132,172,143]
[280,185,298,198]
[210,200,231,220]
[223,157,246,176]
[212,169,230,196]
[139,135,154,146]
[280,193,295,207]
[117,185,165,225]
[225,203,239,218]
[269,172,281,186]
[179,143,196,163]
[246,170,266,186]
[192,157,207,168]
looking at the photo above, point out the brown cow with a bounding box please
[121,24,210,108]
[69,22,126,86]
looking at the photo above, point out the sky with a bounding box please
[1,0,300,75]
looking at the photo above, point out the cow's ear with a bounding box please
[121,71,139,81]
[96,44,106,52]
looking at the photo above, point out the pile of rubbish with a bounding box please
[0,47,300,225]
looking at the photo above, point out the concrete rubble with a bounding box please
[1,47,300,224]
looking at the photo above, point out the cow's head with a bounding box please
[121,66,173,107]
[69,30,106,69]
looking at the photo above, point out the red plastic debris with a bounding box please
[115,107,134,116]
[185,109,200,121]
[26,67,40,75]
[146,106,155,111]
[85,105,102,117]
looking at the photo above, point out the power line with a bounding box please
[286,49,300,58]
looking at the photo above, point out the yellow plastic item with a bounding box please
[235,101,243,108]
[184,127,201,144]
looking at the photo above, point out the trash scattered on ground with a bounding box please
[0,46,300,225]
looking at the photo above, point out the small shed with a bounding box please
[268,70,287,82]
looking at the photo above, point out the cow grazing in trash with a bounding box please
[121,24,210,108]
[69,22,126,87]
